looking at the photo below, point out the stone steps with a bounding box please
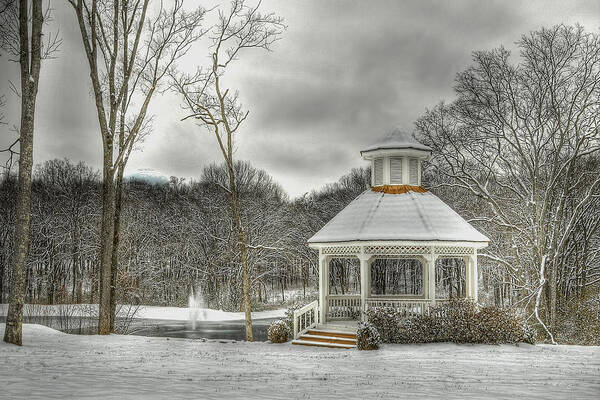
[292,329,357,349]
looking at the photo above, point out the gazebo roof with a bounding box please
[360,128,432,155]
[308,189,489,244]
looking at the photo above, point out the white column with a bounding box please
[464,255,472,299]
[472,250,478,303]
[318,252,329,324]
[464,251,478,303]
[424,253,437,303]
[358,252,370,321]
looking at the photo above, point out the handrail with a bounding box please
[293,300,319,339]
[365,298,432,316]
[327,294,361,320]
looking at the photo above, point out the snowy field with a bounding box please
[0,303,286,321]
[1,324,598,399]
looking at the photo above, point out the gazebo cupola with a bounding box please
[298,128,490,333]
[361,128,432,189]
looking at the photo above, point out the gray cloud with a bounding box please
[1,0,599,197]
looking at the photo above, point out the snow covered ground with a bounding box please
[1,323,598,399]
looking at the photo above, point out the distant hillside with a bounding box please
[126,168,169,185]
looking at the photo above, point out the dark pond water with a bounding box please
[128,318,277,341]
[1,316,276,342]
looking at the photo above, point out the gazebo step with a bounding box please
[298,333,356,345]
[292,339,356,349]
[307,329,357,339]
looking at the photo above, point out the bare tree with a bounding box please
[171,0,284,340]
[1,0,59,345]
[68,0,206,333]
[416,25,600,343]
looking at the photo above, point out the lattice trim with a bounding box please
[434,246,474,256]
[321,246,361,255]
[321,245,475,257]
[365,245,429,255]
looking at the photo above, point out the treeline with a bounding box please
[1,153,598,344]
[0,159,370,310]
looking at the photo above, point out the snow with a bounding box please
[134,306,285,321]
[1,323,599,399]
[0,303,285,321]
[308,190,490,244]
[361,128,433,153]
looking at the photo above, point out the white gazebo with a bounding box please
[293,129,489,342]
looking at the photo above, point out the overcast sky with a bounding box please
[1,0,599,197]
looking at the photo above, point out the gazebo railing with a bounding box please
[365,298,432,316]
[327,294,361,320]
[293,300,319,339]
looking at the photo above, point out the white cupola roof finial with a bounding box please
[361,128,432,156]
[361,128,431,189]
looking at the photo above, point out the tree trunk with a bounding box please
[548,259,557,333]
[71,223,79,303]
[98,153,115,335]
[227,166,253,341]
[257,264,262,303]
[109,166,125,332]
[4,0,43,346]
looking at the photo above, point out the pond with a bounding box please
[0,315,277,342]
[127,318,277,341]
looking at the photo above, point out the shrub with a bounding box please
[476,306,522,344]
[284,303,302,334]
[356,322,381,350]
[521,321,537,345]
[268,319,289,343]
[555,296,600,345]
[437,299,480,343]
[365,307,403,342]
[396,313,441,343]
[367,300,535,345]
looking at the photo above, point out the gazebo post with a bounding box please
[425,252,437,304]
[358,251,370,321]
[467,250,478,303]
[464,255,472,299]
[318,252,329,324]
[464,251,478,302]
[472,250,478,303]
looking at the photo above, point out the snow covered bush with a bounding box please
[356,322,381,350]
[555,296,600,345]
[268,319,290,343]
[367,300,536,344]
[365,307,403,342]
[284,303,302,334]
[476,306,525,344]
[438,299,480,343]
[521,321,537,345]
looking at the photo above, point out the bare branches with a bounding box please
[171,0,285,167]
[169,0,285,342]
[0,0,61,61]
[416,25,600,341]
[0,136,19,173]
[69,0,207,175]
[0,94,5,125]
